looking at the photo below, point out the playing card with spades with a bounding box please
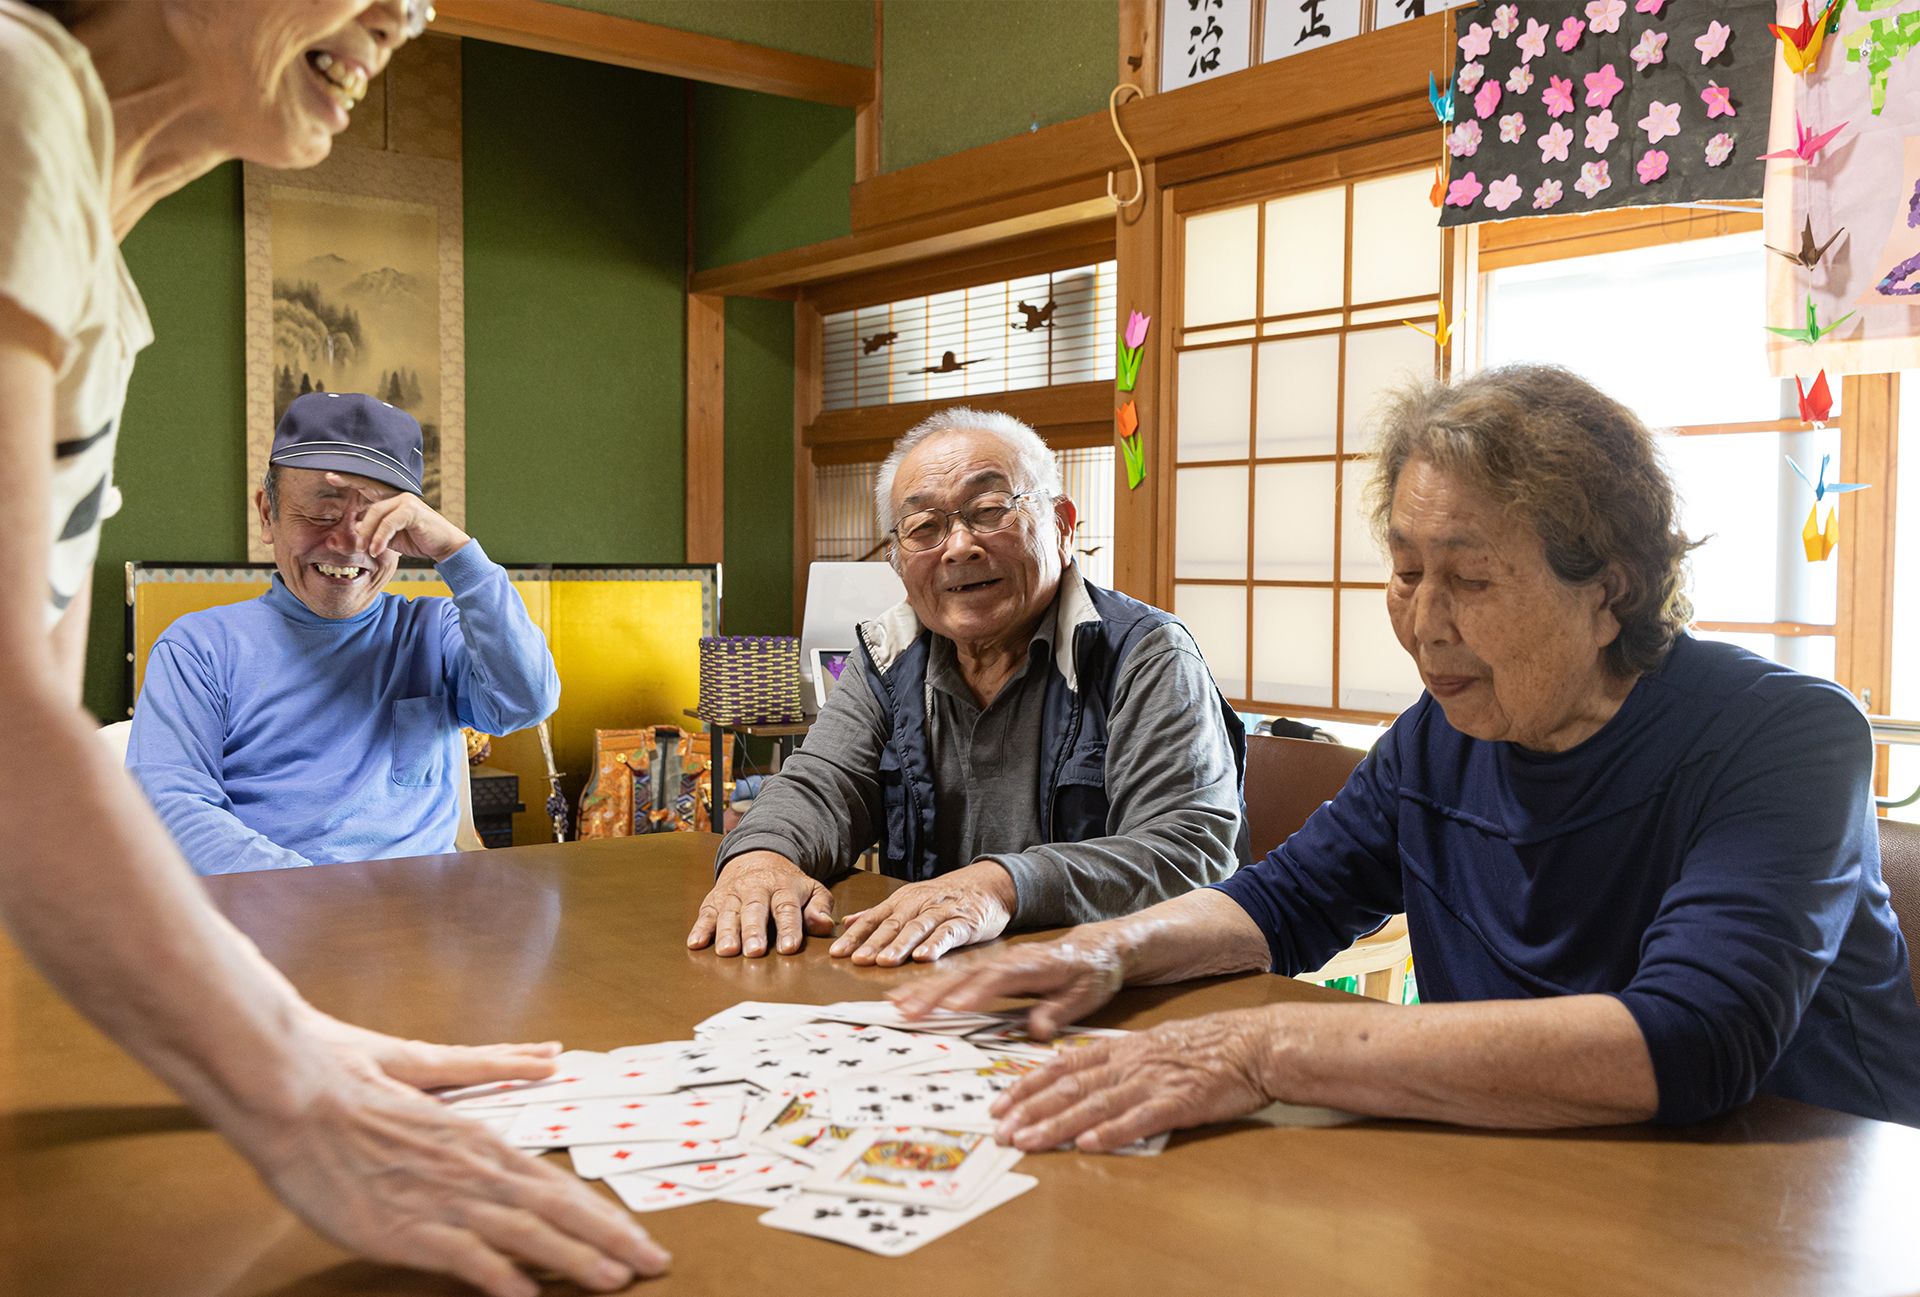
[758,1174,1038,1256]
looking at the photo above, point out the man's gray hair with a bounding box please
[873,407,1065,534]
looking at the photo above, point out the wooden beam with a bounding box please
[686,293,726,567]
[1477,204,1763,272]
[855,0,882,181]
[1837,373,1899,719]
[804,381,1112,448]
[846,14,1448,233]
[793,301,823,631]
[689,181,1114,297]
[1112,0,1159,605]
[431,0,874,107]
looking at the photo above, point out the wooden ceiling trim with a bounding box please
[431,0,874,107]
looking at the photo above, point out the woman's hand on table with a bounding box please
[889,925,1129,1038]
[688,851,836,956]
[988,1009,1279,1153]
[245,1050,670,1297]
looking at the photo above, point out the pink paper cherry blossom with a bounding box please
[1507,63,1535,94]
[1574,160,1612,199]
[1696,20,1730,64]
[1630,28,1669,71]
[1585,109,1620,153]
[1517,17,1549,61]
[1447,119,1484,157]
[1705,133,1734,166]
[1584,63,1625,109]
[1585,0,1626,34]
[1635,0,1668,12]
[1499,111,1527,143]
[1543,75,1576,117]
[1459,22,1493,58]
[1475,80,1503,119]
[1701,81,1735,118]
[1533,179,1565,210]
[1484,174,1523,212]
[1557,16,1586,52]
[1636,150,1669,183]
[1538,120,1574,163]
[1494,5,1520,38]
[1446,172,1485,208]
[1638,100,1681,143]
[1458,61,1485,93]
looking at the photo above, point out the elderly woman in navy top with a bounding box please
[898,364,1920,1139]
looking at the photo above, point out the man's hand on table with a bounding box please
[830,859,1017,965]
[891,922,1129,1036]
[687,851,836,956]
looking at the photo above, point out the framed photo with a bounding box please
[811,649,853,713]
[243,144,464,559]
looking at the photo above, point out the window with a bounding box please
[1169,168,1441,719]
[820,262,1118,411]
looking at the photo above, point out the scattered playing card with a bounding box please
[603,1174,721,1213]
[810,1001,1009,1035]
[661,1152,811,1194]
[568,1138,744,1179]
[804,1126,1023,1211]
[758,1173,1038,1256]
[966,1023,1129,1060]
[505,1094,745,1148]
[435,1051,622,1109]
[828,1074,1009,1133]
[716,1180,807,1208]
[693,1002,822,1041]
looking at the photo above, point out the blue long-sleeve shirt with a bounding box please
[1214,635,1920,1128]
[127,540,558,873]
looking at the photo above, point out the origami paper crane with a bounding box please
[1403,305,1465,347]
[1771,0,1844,74]
[1429,72,1455,125]
[1767,293,1855,344]
[1116,400,1145,490]
[1760,112,1847,163]
[1767,218,1844,269]
[1803,505,1839,562]
[1795,370,1833,426]
[1116,311,1150,391]
[1787,451,1868,503]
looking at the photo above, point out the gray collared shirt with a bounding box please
[717,592,1243,928]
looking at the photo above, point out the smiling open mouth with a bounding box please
[946,577,1003,594]
[315,562,364,582]
[306,50,368,112]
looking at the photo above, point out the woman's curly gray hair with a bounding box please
[1366,364,1697,679]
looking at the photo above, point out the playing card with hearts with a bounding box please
[804,1125,1023,1210]
[505,1093,745,1147]
[603,1174,720,1213]
[629,1151,809,1194]
[568,1138,744,1179]
[758,1173,1038,1256]
[435,1051,622,1109]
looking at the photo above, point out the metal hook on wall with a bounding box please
[1108,83,1144,209]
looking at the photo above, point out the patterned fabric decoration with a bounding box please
[576,726,730,838]
[1439,0,1771,227]
[696,636,805,726]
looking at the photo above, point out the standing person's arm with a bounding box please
[0,314,668,1295]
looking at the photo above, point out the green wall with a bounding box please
[693,82,854,271]
[92,163,249,721]
[883,0,1116,172]
[556,0,873,66]
[721,297,795,636]
[463,42,687,562]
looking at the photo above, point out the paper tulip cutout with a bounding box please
[1795,371,1834,427]
[1766,293,1855,344]
[1787,451,1867,503]
[1117,311,1151,391]
[1760,112,1846,163]
[1116,400,1145,490]
[1803,505,1839,561]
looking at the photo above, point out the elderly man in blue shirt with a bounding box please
[128,392,558,873]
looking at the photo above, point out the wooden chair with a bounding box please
[1875,817,1920,1005]
[1242,734,1410,1001]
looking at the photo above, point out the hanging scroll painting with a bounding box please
[1762,0,1920,378]
[1437,1,1773,228]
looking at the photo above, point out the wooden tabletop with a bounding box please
[5,834,1919,1297]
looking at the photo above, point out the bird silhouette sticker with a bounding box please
[1012,301,1055,332]
[861,331,899,356]
[912,352,981,375]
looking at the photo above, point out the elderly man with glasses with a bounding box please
[687,408,1250,964]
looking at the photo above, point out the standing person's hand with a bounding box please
[326,471,471,563]
[830,861,1017,965]
[238,1050,671,1297]
[687,851,836,956]
[300,1009,565,1091]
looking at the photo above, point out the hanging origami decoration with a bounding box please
[1403,304,1465,347]
[1116,311,1150,392]
[1787,451,1868,502]
[1430,71,1456,125]
[1116,400,1145,490]
[1787,452,1865,564]
[1766,293,1857,344]
[1758,111,1847,163]
[1769,0,1844,75]
[1767,217,1845,268]
[1802,506,1841,561]
[1794,370,1834,426]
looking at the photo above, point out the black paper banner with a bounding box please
[1438,0,1771,227]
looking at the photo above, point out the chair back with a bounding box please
[1875,817,1920,1005]
[1243,734,1369,861]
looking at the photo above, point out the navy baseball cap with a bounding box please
[270,392,424,496]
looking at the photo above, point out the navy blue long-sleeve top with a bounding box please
[1214,636,1920,1127]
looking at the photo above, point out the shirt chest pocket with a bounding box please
[391,695,451,787]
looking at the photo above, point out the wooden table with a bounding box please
[5,835,1919,1297]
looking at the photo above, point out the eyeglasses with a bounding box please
[891,490,1040,553]
[402,0,436,39]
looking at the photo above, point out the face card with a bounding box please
[505,1093,745,1148]
[603,1173,720,1213]
[757,1173,1038,1257]
[567,1137,743,1179]
[803,1126,1022,1211]
[752,1118,865,1166]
